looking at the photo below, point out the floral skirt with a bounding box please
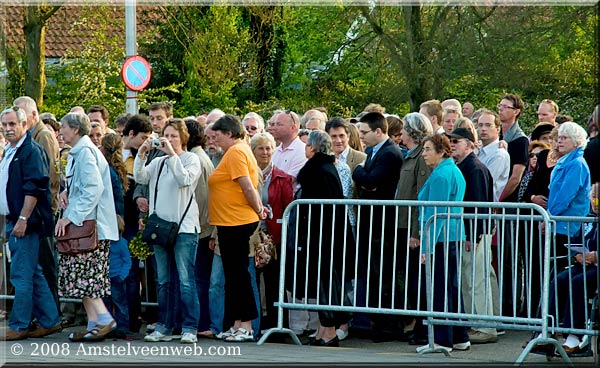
[58,239,111,299]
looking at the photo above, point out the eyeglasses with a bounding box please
[450,138,465,144]
[529,152,540,158]
[245,126,258,131]
[497,103,517,110]
[557,135,571,141]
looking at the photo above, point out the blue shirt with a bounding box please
[109,237,132,279]
[547,147,591,236]
[418,158,466,252]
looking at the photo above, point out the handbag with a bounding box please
[254,230,276,268]
[142,158,194,249]
[56,149,99,255]
[56,220,98,254]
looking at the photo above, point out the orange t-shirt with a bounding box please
[208,141,260,226]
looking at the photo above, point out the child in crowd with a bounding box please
[103,215,132,339]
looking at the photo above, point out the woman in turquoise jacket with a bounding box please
[416,134,469,353]
[547,122,591,271]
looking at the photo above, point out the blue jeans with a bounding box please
[209,253,260,334]
[103,276,129,334]
[195,236,213,332]
[6,221,60,331]
[153,233,199,335]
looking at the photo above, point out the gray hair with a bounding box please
[402,112,433,145]
[306,130,333,155]
[250,132,276,152]
[206,108,225,123]
[13,96,38,118]
[557,122,588,149]
[301,110,327,129]
[1,106,27,123]
[243,112,265,131]
[61,112,91,136]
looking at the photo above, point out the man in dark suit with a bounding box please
[352,112,403,342]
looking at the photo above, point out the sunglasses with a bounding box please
[284,110,298,126]
[245,126,258,131]
[529,152,540,158]
[450,138,465,144]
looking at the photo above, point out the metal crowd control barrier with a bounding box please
[0,246,158,308]
[256,199,595,364]
[532,215,599,363]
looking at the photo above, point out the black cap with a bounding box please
[349,111,367,124]
[531,123,554,141]
[449,127,475,143]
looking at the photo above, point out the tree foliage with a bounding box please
[6,4,596,131]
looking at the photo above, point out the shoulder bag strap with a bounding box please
[151,158,167,215]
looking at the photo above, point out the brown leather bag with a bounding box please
[56,220,98,254]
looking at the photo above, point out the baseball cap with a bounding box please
[449,127,475,143]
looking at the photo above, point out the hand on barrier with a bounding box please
[409,236,420,250]
[530,194,548,209]
[465,240,472,252]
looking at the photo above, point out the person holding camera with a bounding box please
[134,118,202,344]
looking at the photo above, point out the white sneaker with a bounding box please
[416,343,452,353]
[144,330,173,342]
[181,332,198,344]
[453,341,471,351]
[336,328,349,341]
[216,328,235,340]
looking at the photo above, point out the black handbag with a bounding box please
[142,158,193,249]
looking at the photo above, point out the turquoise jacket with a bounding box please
[548,147,590,237]
[418,158,466,253]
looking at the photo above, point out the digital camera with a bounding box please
[151,138,162,148]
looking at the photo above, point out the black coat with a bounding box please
[287,152,350,298]
[6,131,54,236]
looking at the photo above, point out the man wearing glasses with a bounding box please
[497,94,529,319]
[352,112,404,342]
[0,106,61,340]
[242,112,264,138]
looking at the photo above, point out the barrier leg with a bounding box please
[256,302,302,346]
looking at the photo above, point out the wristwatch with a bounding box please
[18,215,27,222]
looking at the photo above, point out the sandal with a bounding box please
[81,320,116,342]
[69,330,90,342]
[224,328,254,342]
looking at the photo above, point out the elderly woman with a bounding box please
[55,113,118,342]
[416,134,469,353]
[295,130,350,347]
[135,118,202,344]
[250,132,294,330]
[547,122,591,271]
[208,115,267,342]
[394,112,433,342]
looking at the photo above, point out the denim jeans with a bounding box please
[209,253,260,334]
[103,276,129,334]
[6,221,60,331]
[195,236,213,332]
[153,232,199,335]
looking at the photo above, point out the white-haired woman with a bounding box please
[55,113,118,342]
[394,112,433,343]
[250,132,294,330]
[547,122,591,271]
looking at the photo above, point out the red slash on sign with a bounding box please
[121,56,152,91]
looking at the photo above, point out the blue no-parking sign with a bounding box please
[121,56,152,91]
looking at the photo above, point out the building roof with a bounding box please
[2,4,160,59]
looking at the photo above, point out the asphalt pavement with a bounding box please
[1,325,597,366]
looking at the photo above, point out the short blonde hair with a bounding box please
[250,132,276,152]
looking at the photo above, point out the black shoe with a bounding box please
[372,330,396,343]
[309,336,339,347]
[409,335,428,345]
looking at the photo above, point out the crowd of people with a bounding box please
[0,94,598,356]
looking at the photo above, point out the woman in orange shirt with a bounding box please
[208,115,268,342]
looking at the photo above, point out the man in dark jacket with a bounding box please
[352,112,404,342]
[450,127,498,344]
[0,106,61,340]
